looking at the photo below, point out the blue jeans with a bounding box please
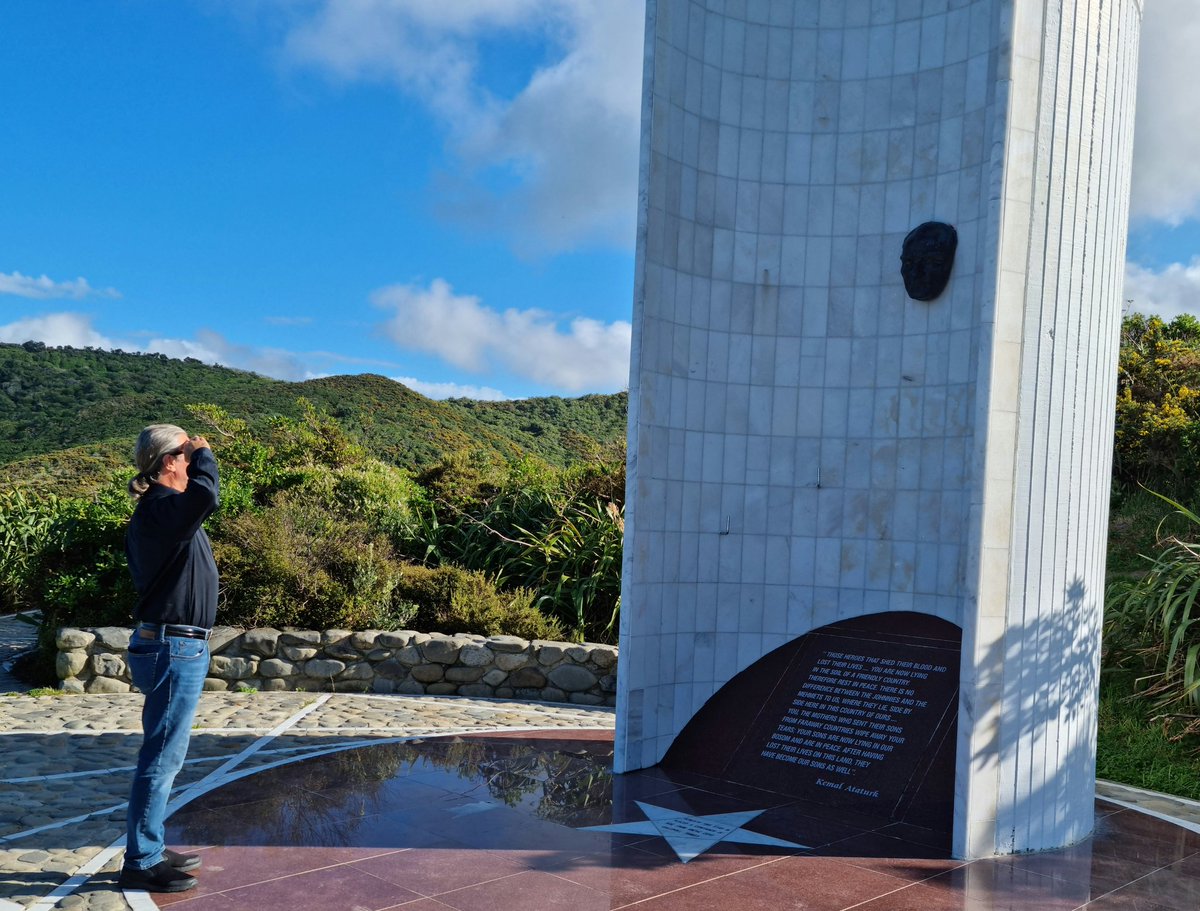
[125,631,209,870]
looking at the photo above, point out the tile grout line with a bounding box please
[12,718,616,908]
[607,854,795,909]
[26,694,333,911]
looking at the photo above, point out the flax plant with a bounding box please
[1106,490,1200,732]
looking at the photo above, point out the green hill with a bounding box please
[0,342,627,480]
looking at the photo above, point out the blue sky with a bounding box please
[1,1,1197,401]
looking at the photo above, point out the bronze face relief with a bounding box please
[900,222,957,301]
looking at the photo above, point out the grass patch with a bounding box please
[1106,488,1190,578]
[1096,669,1200,801]
[25,687,67,697]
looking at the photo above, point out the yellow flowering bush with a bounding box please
[1115,314,1200,495]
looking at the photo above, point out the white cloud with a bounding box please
[0,271,121,300]
[1131,0,1200,223]
[0,312,314,380]
[276,0,642,255]
[1124,258,1200,320]
[372,278,630,392]
[146,329,313,380]
[0,312,119,348]
[391,375,509,400]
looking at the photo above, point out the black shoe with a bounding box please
[163,847,202,872]
[118,860,198,893]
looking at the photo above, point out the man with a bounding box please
[118,424,219,893]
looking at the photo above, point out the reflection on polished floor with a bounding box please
[155,731,1200,910]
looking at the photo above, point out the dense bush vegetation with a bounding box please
[0,399,613,667]
[0,342,626,470]
[1107,314,1200,734]
[1114,313,1200,498]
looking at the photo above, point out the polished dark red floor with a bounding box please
[154,731,1200,910]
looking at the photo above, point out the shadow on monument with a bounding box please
[651,584,1104,858]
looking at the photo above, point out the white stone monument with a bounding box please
[617,0,1144,858]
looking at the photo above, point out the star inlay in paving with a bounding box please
[581,800,809,863]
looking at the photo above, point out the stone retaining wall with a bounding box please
[55,627,618,706]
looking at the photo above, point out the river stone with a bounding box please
[367,648,392,661]
[261,678,289,691]
[458,684,495,698]
[240,628,281,656]
[322,629,353,645]
[426,682,458,695]
[374,658,408,680]
[540,687,568,703]
[410,664,445,683]
[485,635,529,654]
[350,631,381,650]
[394,645,423,666]
[339,662,374,681]
[61,677,85,694]
[326,639,362,660]
[599,674,617,693]
[57,650,88,679]
[458,645,494,667]
[495,653,529,671]
[507,667,547,688]
[421,638,465,664]
[378,630,415,648]
[304,658,346,678]
[514,687,543,700]
[372,677,396,694]
[566,645,592,663]
[56,629,95,650]
[259,658,298,678]
[281,644,319,661]
[548,665,597,692]
[533,641,566,665]
[91,653,126,678]
[397,679,426,695]
[86,676,129,694]
[495,687,514,698]
[91,627,132,650]
[280,630,321,645]
[482,668,509,687]
[210,656,256,679]
[445,666,485,683]
[333,679,371,693]
[590,647,618,669]
[208,627,242,654]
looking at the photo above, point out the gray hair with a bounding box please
[128,424,186,500]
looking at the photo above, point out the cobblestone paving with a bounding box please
[0,613,39,695]
[0,690,615,911]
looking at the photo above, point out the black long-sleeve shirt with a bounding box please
[125,447,220,629]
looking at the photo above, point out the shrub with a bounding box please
[25,485,137,670]
[213,491,403,631]
[1114,313,1200,498]
[392,563,563,641]
[0,489,61,611]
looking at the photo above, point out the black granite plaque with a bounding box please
[663,613,960,827]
